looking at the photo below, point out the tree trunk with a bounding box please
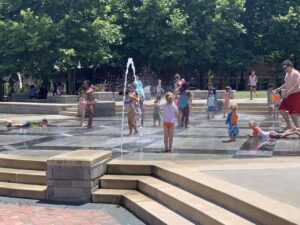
[67,69,74,95]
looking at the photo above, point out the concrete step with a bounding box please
[0,154,47,170]
[93,189,194,225]
[59,111,78,117]
[100,175,254,225]
[0,181,46,199]
[65,107,78,112]
[0,167,46,185]
[106,161,300,225]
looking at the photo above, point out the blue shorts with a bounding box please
[229,124,239,137]
[208,106,215,112]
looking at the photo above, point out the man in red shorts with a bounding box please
[275,59,300,129]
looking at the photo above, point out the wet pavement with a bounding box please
[0,112,299,159]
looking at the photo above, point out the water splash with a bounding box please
[120,58,144,155]
[120,58,136,152]
[17,73,22,90]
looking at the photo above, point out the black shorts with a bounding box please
[249,86,257,88]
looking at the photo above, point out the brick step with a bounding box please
[0,181,46,199]
[0,154,47,170]
[0,167,45,185]
[106,161,300,225]
[93,189,194,225]
[100,175,254,225]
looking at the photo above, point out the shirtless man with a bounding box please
[275,60,300,129]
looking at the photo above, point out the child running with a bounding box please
[207,91,217,119]
[163,92,179,152]
[78,91,87,127]
[153,99,161,127]
[223,103,239,143]
[223,86,231,118]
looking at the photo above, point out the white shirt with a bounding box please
[163,103,178,124]
[249,76,257,86]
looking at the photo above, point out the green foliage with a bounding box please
[0,0,299,81]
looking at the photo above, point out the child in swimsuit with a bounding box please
[249,120,300,139]
[123,90,138,135]
[223,103,239,142]
[207,91,217,119]
[6,119,48,129]
[272,90,281,119]
[223,86,231,118]
[163,92,179,152]
[153,99,161,127]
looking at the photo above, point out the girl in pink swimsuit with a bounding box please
[83,80,96,129]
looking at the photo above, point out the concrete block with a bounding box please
[47,150,112,167]
[91,162,106,179]
[94,101,116,117]
[47,186,91,199]
[70,178,99,188]
[47,165,86,180]
[46,180,71,188]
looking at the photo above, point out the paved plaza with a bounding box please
[0,197,144,225]
[0,111,299,159]
[0,110,300,224]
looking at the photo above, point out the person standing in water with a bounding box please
[163,92,179,152]
[275,59,300,129]
[248,71,258,100]
[83,80,96,129]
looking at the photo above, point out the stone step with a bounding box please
[0,154,47,170]
[106,161,300,225]
[65,107,78,112]
[93,189,194,225]
[59,111,78,117]
[0,167,46,185]
[0,181,46,199]
[100,175,254,225]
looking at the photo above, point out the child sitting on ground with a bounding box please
[207,91,217,119]
[163,92,179,152]
[223,103,239,142]
[248,120,300,139]
[153,99,161,127]
[223,86,231,118]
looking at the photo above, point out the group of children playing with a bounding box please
[150,81,298,151]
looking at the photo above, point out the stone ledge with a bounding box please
[47,150,112,167]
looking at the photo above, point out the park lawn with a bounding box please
[235,90,267,99]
